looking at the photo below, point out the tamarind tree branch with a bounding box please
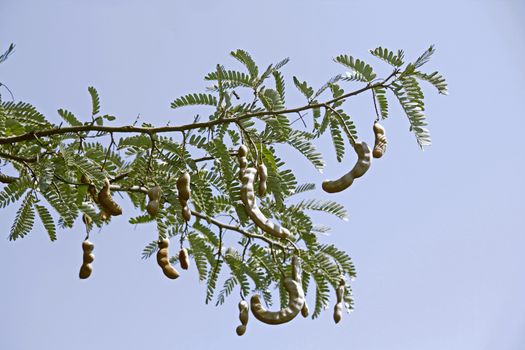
[0,76,397,147]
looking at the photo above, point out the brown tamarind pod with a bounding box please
[79,239,94,279]
[182,206,192,222]
[322,142,371,193]
[146,200,160,217]
[333,279,345,324]
[179,248,190,270]
[301,302,309,318]
[257,163,267,196]
[236,300,249,336]
[97,178,122,216]
[176,172,191,202]
[156,238,180,280]
[147,186,162,201]
[250,256,305,325]
[240,167,291,239]
[237,145,248,179]
[372,122,387,158]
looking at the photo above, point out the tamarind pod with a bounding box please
[162,265,180,279]
[333,303,343,324]
[333,279,345,324]
[79,240,94,279]
[176,172,191,202]
[235,325,247,336]
[239,300,249,325]
[322,142,371,193]
[301,303,309,318]
[83,253,95,264]
[372,122,387,159]
[240,168,291,239]
[82,214,92,226]
[100,210,110,221]
[257,163,268,196]
[146,200,160,216]
[156,239,180,279]
[179,248,190,270]
[98,179,122,216]
[238,145,248,157]
[79,264,92,279]
[250,256,305,325]
[238,145,248,179]
[147,186,162,201]
[182,206,192,222]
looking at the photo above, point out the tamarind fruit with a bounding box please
[237,144,248,180]
[156,238,180,279]
[97,178,122,216]
[176,172,191,222]
[240,167,291,239]
[322,141,371,193]
[250,256,305,325]
[80,174,99,204]
[235,300,249,336]
[372,122,387,158]
[333,279,345,324]
[79,239,94,279]
[179,248,190,270]
[257,163,267,196]
[146,186,162,217]
[301,302,309,318]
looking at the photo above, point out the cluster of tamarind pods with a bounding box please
[235,255,347,335]
[76,121,385,331]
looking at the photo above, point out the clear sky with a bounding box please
[1,1,524,349]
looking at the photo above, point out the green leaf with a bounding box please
[35,204,57,241]
[57,109,82,126]
[293,199,348,220]
[329,117,345,162]
[414,71,448,95]
[334,55,376,82]
[287,130,325,171]
[9,191,35,240]
[87,86,100,116]
[230,49,258,79]
[413,45,435,69]
[369,46,404,67]
[293,76,314,100]
[374,86,389,119]
[171,93,218,109]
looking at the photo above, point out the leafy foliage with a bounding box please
[0,46,446,326]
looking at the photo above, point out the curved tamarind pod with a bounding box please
[79,240,94,279]
[333,279,345,324]
[301,303,309,318]
[179,248,190,270]
[322,142,371,193]
[156,238,180,279]
[237,145,248,179]
[257,163,268,196]
[240,168,291,239]
[97,178,122,216]
[146,200,160,217]
[372,122,387,158]
[236,300,249,336]
[250,256,305,325]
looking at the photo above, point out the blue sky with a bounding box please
[1,1,524,349]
